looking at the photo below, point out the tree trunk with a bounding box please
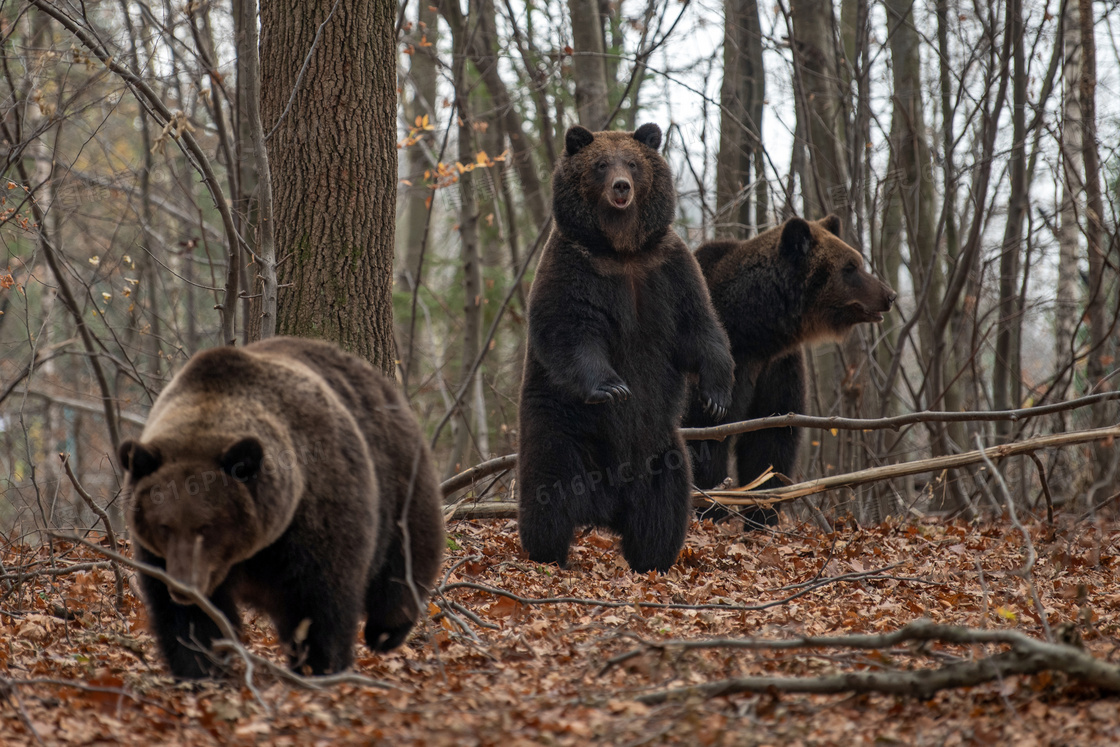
[788,0,849,223]
[260,0,397,373]
[884,0,967,514]
[236,0,277,340]
[1055,0,1082,405]
[399,0,439,293]
[568,0,611,129]
[992,0,1026,437]
[716,0,765,238]
[1078,0,1115,491]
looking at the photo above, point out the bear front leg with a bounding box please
[671,254,734,419]
[617,446,692,573]
[734,349,806,529]
[136,546,241,679]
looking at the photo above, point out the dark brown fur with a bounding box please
[518,124,734,573]
[685,216,895,526]
[119,337,444,678]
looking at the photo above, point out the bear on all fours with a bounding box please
[517,123,734,574]
[118,337,445,678]
[685,215,896,527]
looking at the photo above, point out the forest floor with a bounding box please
[1,514,1119,745]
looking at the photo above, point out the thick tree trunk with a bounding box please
[260,0,397,373]
[568,0,611,129]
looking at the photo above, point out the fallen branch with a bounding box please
[440,453,518,499]
[629,619,1120,704]
[441,398,1120,495]
[51,534,395,709]
[702,425,1120,504]
[446,424,1120,518]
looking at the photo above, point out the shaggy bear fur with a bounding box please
[685,215,896,526]
[517,123,734,573]
[119,337,444,678]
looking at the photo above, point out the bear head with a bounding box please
[552,123,675,253]
[784,215,896,343]
[119,435,274,603]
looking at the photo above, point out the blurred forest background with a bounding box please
[1,0,1118,539]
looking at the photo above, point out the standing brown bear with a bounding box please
[685,216,896,526]
[118,337,444,678]
[518,123,734,573]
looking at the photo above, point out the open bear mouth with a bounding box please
[611,196,631,209]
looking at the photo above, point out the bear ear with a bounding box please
[220,437,264,484]
[633,123,662,151]
[818,214,842,237]
[565,125,595,156]
[119,440,162,480]
[779,217,814,262]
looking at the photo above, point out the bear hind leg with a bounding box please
[517,435,595,568]
[618,451,692,573]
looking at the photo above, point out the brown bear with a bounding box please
[118,337,444,678]
[518,123,734,573]
[684,215,896,526]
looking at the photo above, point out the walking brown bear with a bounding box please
[118,337,444,678]
[517,123,734,573]
[684,215,896,527]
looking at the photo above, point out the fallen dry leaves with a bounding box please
[2,514,1120,745]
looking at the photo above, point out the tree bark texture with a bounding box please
[261,0,397,373]
[568,0,611,129]
[716,0,765,237]
[992,0,1026,436]
[1055,0,1082,401]
[1077,0,1115,488]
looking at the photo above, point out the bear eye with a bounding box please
[628,160,637,170]
[844,262,858,274]
[597,160,608,171]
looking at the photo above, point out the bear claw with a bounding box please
[702,396,728,421]
[587,381,632,404]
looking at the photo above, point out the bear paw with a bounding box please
[699,391,730,421]
[586,378,632,405]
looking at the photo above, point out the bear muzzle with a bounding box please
[609,177,633,209]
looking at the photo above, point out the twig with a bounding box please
[0,677,43,745]
[680,391,1120,441]
[0,561,112,583]
[59,454,123,609]
[1028,452,1055,525]
[975,436,1052,642]
[440,565,930,615]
